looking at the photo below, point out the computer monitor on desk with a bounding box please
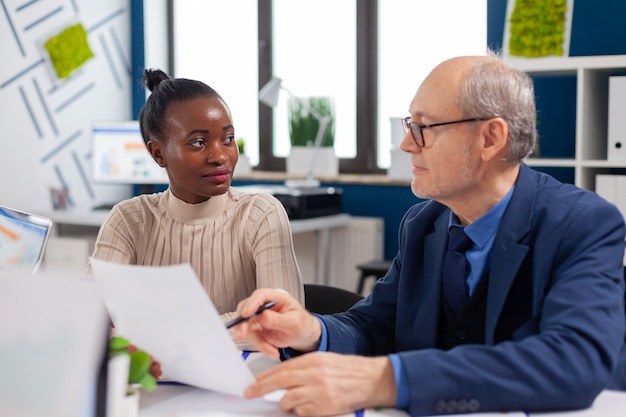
[90,120,169,208]
[90,120,169,186]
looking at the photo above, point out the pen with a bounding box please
[225,300,278,329]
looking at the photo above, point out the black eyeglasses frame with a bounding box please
[401,116,493,147]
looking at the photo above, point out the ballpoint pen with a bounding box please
[225,300,278,329]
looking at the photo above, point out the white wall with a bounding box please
[143,0,169,71]
[0,0,136,214]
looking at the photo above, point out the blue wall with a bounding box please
[488,0,626,184]
[488,0,626,56]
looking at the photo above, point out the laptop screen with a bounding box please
[0,206,52,274]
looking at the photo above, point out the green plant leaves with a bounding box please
[109,336,131,352]
[288,96,335,147]
[109,336,157,392]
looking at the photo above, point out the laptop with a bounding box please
[0,205,52,274]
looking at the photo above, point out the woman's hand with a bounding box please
[233,288,322,360]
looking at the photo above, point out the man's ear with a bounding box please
[480,117,508,161]
[147,140,166,167]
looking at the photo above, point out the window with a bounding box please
[171,0,260,164]
[271,0,357,159]
[171,0,486,173]
[377,0,487,168]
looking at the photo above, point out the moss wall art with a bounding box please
[43,22,94,79]
[506,0,572,57]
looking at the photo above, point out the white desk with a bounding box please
[139,352,405,417]
[39,210,350,285]
[43,209,110,227]
[139,385,626,417]
[289,213,350,285]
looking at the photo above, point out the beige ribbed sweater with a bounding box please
[90,188,304,323]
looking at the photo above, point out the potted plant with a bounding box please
[235,137,252,175]
[286,96,338,178]
[107,336,160,417]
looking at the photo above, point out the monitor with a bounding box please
[0,206,52,274]
[90,120,169,184]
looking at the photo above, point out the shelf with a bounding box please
[506,55,626,73]
[525,159,626,169]
[505,54,626,191]
[581,160,626,168]
[524,158,576,167]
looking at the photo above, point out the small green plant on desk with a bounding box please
[236,137,245,155]
[109,336,158,392]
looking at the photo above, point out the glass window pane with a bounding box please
[378,0,487,168]
[172,0,260,165]
[272,0,357,158]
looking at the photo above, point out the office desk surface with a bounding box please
[139,385,626,417]
[139,384,409,417]
[41,210,349,231]
[139,352,407,417]
[138,352,626,417]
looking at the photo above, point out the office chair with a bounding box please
[356,259,393,295]
[304,283,364,314]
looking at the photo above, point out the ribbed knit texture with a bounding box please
[90,188,304,323]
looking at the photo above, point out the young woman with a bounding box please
[90,69,304,326]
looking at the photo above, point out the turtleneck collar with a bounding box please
[162,188,231,224]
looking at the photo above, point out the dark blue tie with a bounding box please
[443,226,473,313]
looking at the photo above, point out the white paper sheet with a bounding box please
[89,258,255,396]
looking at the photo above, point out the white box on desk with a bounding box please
[608,76,626,161]
[388,148,413,181]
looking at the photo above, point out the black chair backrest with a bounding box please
[304,283,364,314]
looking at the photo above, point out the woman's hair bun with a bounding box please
[142,68,170,92]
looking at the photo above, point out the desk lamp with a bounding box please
[259,77,331,188]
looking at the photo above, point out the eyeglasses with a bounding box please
[401,116,492,148]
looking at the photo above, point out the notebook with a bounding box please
[0,206,52,274]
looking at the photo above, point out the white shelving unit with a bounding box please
[505,54,626,191]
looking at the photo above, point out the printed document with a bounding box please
[89,258,255,396]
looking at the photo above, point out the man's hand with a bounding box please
[244,352,397,416]
[233,288,321,359]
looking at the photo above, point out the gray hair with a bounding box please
[457,51,537,162]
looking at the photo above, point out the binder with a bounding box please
[608,76,626,161]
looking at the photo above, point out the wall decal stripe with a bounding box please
[47,69,85,95]
[19,85,43,139]
[110,27,131,75]
[87,7,125,33]
[41,129,81,164]
[32,77,58,136]
[16,0,40,13]
[0,59,44,89]
[53,164,75,206]
[1,0,26,57]
[23,5,63,32]
[99,34,122,89]
[54,81,95,113]
[72,150,95,199]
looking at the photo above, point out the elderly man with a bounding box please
[235,53,626,417]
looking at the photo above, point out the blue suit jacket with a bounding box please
[321,164,626,416]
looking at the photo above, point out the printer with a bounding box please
[234,185,343,219]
